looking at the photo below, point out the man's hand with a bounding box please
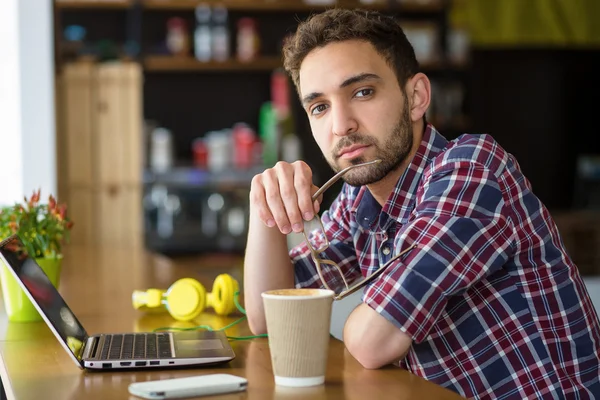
[250,161,322,234]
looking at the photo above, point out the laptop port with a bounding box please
[120,362,131,366]
[149,361,159,366]
[135,361,146,367]
[102,363,111,369]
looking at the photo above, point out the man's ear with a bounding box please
[407,73,431,123]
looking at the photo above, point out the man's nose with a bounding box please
[331,104,358,137]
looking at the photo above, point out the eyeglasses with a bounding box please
[303,159,417,300]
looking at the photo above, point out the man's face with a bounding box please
[299,40,413,186]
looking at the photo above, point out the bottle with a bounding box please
[271,69,299,162]
[237,18,259,62]
[232,123,256,169]
[281,134,301,163]
[205,130,231,172]
[166,17,190,56]
[192,137,208,168]
[259,102,280,166]
[211,5,230,62]
[194,4,212,62]
[271,69,290,119]
[150,127,174,172]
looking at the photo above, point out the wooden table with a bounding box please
[0,245,464,400]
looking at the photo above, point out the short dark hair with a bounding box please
[282,8,420,95]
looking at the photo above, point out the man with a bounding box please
[243,8,600,399]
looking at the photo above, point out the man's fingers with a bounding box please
[311,185,323,214]
[250,174,275,226]
[272,162,303,233]
[293,162,316,222]
[249,161,318,234]
[262,168,292,234]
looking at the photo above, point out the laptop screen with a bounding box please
[0,235,88,361]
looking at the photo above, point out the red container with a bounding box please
[192,138,208,168]
[232,124,256,169]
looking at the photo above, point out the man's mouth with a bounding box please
[337,144,370,159]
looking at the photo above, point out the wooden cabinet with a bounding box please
[56,60,143,247]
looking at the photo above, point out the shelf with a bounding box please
[143,0,387,11]
[144,55,283,72]
[55,0,445,12]
[143,165,267,187]
[143,0,443,12]
[55,0,132,9]
[143,55,462,73]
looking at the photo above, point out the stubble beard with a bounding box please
[328,97,413,186]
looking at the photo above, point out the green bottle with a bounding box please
[259,102,280,166]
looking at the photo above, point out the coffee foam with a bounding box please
[262,288,334,298]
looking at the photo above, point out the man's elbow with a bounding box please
[344,332,390,369]
[345,341,389,369]
[344,326,410,369]
[342,304,412,369]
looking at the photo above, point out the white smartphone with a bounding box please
[128,374,248,399]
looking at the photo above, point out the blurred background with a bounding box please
[1,0,600,301]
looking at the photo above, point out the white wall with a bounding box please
[584,277,600,313]
[0,0,23,205]
[0,0,56,206]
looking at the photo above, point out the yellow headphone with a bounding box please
[131,274,239,321]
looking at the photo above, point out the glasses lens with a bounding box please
[303,217,328,253]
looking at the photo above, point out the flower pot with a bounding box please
[0,256,62,322]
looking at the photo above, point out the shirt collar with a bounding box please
[352,124,448,230]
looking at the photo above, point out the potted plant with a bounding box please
[0,189,74,322]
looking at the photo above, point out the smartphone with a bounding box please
[128,374,248,399]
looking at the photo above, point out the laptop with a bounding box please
[0,234,236,370]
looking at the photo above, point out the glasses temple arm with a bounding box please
[311,159,382,202]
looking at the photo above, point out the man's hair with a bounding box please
[282,8,420,95]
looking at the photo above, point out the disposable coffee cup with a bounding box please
[262,288,334,387]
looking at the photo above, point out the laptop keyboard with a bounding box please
[99,333,172,360]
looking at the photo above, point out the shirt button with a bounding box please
[382,246,391,255]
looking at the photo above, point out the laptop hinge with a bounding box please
[82,336,98,360]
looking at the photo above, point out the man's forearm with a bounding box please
[243,211,295,335]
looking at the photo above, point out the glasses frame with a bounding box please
[303,160,416,300]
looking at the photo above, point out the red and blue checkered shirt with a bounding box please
[290,124,600,399]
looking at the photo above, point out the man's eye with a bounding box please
[311,104,328,116]
[355,89,374,98]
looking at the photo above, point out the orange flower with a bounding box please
[58,204,67,221]
[27,189,41,209]
[48,195,56,211]
[32,189,41,204]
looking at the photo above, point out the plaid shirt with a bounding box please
[291,124,600,399]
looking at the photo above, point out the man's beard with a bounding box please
[328,97,413,186]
